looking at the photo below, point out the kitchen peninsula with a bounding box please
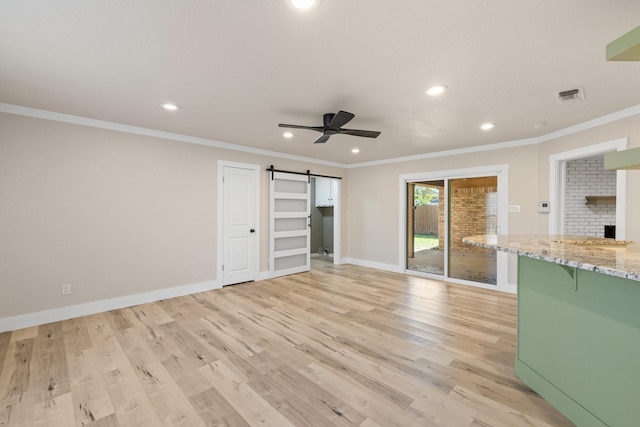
[463,235,640,427]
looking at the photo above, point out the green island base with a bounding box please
[516,256,640,427]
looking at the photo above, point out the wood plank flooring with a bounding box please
[0,261,574,426]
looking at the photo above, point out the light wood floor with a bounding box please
[0,261,574,426]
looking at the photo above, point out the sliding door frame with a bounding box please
[399,164,511,292]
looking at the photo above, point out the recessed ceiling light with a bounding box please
[287,0,321,11]
[480,122,495,131]
[425,85,447,96]
[283,132,293,138]
[351,148,360,154]
[533,121,547,129]
[162,103,179,111]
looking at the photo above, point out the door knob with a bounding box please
[250,228,255,233]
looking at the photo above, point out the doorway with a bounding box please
[407,180,444,275]
[549,138,628,238]
[310,177,336,266]
[400,164,509,291]
[406,176,497,285]
[269,172,342,275]
[564,155,616,237]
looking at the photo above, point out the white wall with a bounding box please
[0,113,346,325]
[345,144,541,267]
[537,114,640,240]
[3,109,640,328]
[345,114,640,280]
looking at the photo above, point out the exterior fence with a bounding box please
[414,205,439,235]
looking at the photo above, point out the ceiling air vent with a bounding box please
[556,86,585,103]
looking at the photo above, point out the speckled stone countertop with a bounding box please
[463,235,640,281]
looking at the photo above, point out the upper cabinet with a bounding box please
[604,146,640,170]
[606,24,640,61]
[315,177,334,207]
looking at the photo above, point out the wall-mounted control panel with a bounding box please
[537,201,550,213]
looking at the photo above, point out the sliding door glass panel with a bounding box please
[407,180,445,275]
[447,176,497,285]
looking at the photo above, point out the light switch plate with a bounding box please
[508,205,521,213]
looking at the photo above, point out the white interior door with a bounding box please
[270,172,310,278]
[222,165,257,285]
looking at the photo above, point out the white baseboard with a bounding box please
[0,279,220,333]
[0,267,516,333]
[345,258,518,294]
[344,258,404,273]
[504,282,517,294]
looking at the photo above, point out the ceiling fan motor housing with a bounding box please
[278,110,380,143]
[323,113,336,128]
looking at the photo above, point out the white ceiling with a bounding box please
[2,1,640,164]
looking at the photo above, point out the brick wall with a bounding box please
[438,186,496,254]
[450,187,497,254]
[564,156,616,237]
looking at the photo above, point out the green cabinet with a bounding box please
[516,256,640,427]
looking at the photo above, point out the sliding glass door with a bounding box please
[447,176,497,285]
[407,175,497,286]
[407,181,445,276]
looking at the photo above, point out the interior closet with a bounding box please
[310,177,334,261]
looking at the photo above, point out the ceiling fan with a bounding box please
[278,110,381,144]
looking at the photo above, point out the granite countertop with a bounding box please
[463,235,640,281]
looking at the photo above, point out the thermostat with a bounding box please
[537,201,550,213]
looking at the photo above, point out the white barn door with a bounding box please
[269,172,310,278]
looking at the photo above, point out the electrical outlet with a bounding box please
[508,205,521,213]
[61,284,71,296]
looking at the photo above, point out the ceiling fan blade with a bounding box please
[328,110,355,130]
[338,128,381,138]
[278,124,325,132]
[313,133,331,144]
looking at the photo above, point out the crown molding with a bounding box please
[346,103,640,169]
[347,137,539,169]
[0,103,348,169]
[3,102,640,170]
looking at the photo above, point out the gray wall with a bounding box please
[321,207,334,253]
[310,178,324,253]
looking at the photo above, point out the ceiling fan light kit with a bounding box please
[279,110,381,144]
